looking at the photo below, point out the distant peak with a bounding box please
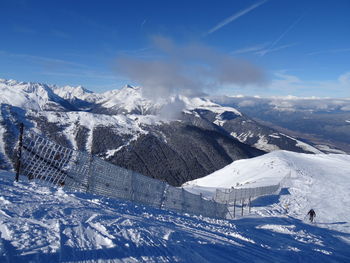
[74,85,93,94]
[1,79,19,85]
[122,84,139,90]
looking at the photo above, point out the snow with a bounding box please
[105,133,140,158]
[184,151,350,235]
[2,78,319,157]
[184,152,289,192]
[294,139,323,154]
[43,111,148,136]
[37,111,164,152]
[269,133,281,139]
[0,79,67,111]
[181,96,242,116]
[197,105,242,116]
[0,114,11,168]
[315,145,346,154]
[230,131,254,143]
[1,165,350,262]
[253,135,281,152]
[99,86,158,114]
[280,133,322,154]
[52,85,96,102]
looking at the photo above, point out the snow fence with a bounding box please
[18,129,228,219]
[214,184,281,204]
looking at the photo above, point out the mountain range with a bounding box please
[0,78,328,186]
[212,95,350,154]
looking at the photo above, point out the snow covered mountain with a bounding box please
[0,79,75,111]
[1,149,350,262]
[193,106,322,154]
[0,78,324,185]
[212,95,350,154]
[52,85,95,101]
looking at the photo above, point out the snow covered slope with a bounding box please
[1,170,350,262]
[52,85,96,102]
[184,151,350,234]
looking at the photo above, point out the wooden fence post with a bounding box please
[15,123,24,182]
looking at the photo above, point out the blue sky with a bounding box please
[0,0,349,97]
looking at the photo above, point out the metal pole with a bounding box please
[15,123,24,182]
[131,172,136,201]
[181,188,185,213]
[159,184,168,209]
[249,197,251,213]
[233,199,236,218]
[86,154,93,192]
[241,199,244,217]
[226,201,234,219]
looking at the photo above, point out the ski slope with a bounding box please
[184,151,350,235]
[1,158,350,262]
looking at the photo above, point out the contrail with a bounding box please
[256,43,298,56]
[205,0,267,36]
[259,15,304,56]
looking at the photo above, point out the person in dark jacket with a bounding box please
[307,209,316,223]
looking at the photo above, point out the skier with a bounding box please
[307,209,316,223]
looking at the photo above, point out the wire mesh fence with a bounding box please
[17,128,285,220]
[18,129,229,219]
[214,184,281,204]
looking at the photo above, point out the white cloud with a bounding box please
[238,100,257,107]
[221,70,350,98]
[268,71,350,97]
[338,72,350,85]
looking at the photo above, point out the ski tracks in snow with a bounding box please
[1,170,350,262]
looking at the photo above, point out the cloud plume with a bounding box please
[115,36,266,101]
